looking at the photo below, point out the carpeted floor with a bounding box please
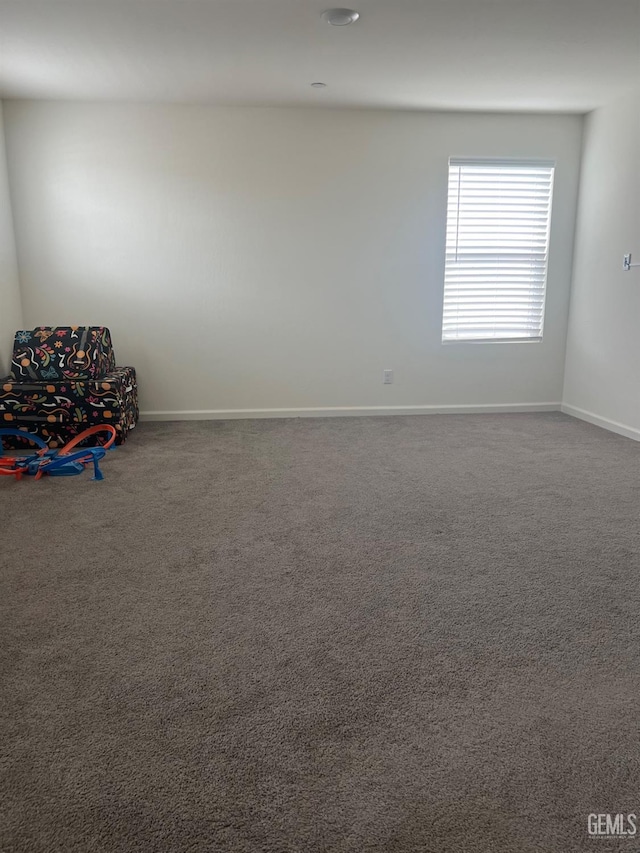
[1,413,639,852]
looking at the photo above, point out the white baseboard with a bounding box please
[140,402,561,422]
[560,404,640,442]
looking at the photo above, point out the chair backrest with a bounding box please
[10,327,117,381]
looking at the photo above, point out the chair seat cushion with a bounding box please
[1,367,138,438]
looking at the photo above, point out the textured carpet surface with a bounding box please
[1,413,639,853]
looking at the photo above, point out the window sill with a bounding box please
[441,338,543,345]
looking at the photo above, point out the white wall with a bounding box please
[3,102,582,417]
[563,90,640,439]
[0,102,22,376]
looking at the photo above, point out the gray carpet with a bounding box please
[1,413,639,852]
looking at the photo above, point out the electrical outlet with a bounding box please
[383,369,394,385]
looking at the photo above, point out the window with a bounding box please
[442,158,555,343]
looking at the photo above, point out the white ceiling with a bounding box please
[0,0,638,112]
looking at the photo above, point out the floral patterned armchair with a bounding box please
[1,326,138,448]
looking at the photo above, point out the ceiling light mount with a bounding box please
[321,8,360,26]
[311,82,327,88]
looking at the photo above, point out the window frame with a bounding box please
[441,157,556,345]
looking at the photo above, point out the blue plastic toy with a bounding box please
[0,425,116,481]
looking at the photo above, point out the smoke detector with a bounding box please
[321,8,360,26]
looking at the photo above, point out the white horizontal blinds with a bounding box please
[443,158,555,342]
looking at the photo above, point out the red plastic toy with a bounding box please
[0,425,117,481]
